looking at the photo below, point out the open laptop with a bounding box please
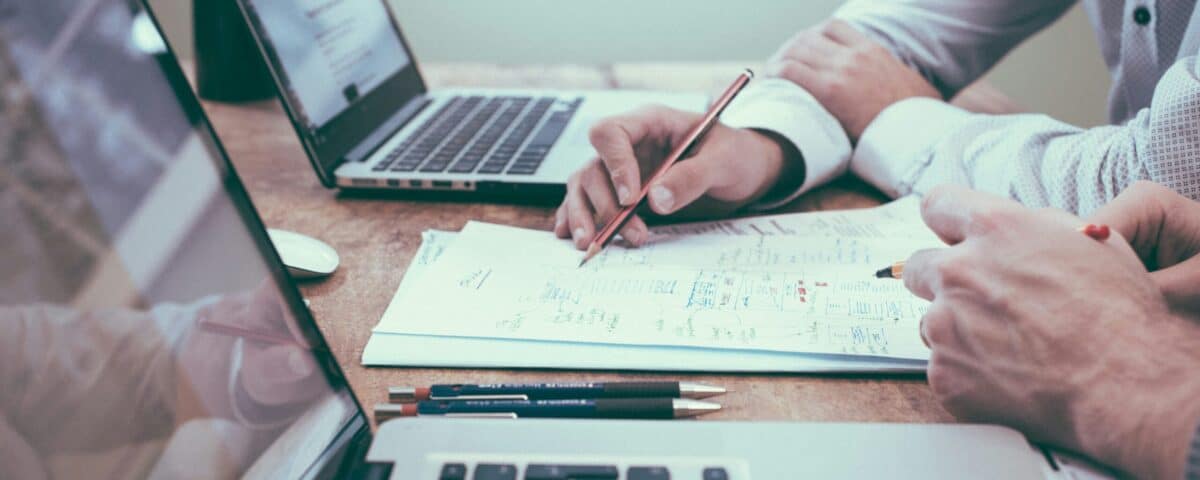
[0,1,1103,478]
[233,0,706,198]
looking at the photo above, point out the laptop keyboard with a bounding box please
[437,462,730,479]
[372,95,582,176]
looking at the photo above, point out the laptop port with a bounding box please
[386,179,400,187]
[432,180,452,188]
[409,180,423,188]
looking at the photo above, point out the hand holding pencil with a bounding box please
[555,70,806,254]
[577,70,755,266]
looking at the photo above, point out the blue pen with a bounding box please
[373,398,720,421]
[389,381,725,401]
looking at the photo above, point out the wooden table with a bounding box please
[200,63,1016,426]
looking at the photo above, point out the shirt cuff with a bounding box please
[852,97,973,198]
[719,78,852,210]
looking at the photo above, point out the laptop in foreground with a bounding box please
[234,0,707,199]
[0,1,1081,478]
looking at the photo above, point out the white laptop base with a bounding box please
[367,419,1068,479]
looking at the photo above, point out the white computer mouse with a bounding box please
[267,228,340,279]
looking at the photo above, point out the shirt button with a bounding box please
[1133,6,1151,25]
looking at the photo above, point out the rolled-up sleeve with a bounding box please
[852,55,1200,215]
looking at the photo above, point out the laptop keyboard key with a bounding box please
[440,463,467,480]
[702,467,729,480]
[473,464,516,480]
[626,466,670,480]
[523,464,618,479]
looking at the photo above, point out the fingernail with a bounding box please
[650,185,674,212]
[626,229,645,245]
[553,217,562,231]
[287,348,314,377]
[617,185,632,205]
[573,228,586,241]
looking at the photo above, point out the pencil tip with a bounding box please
[578,244,600,268]
[874,266,893,279]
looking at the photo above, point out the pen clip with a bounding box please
[430,394,529,401]
[443,413,520,419]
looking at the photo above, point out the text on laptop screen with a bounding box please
[0,1,362,478]
[245,0,410,130]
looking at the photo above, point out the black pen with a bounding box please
[388,381,726,402]
[374,398,720,421]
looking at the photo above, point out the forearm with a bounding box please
[853,56,1200,215]
[833,0,1074,98]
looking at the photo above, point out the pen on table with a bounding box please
[373,398,721,422]
[872,223,1112,279]
[388,381,726,402]
[578,69,755,267]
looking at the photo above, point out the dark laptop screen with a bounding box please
[239,0,426,184]
[0,1,364,478]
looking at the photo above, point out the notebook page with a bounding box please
[376,201,941,360]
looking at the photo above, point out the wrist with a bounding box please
[1078,334,1200,478]
[746,128,805,206]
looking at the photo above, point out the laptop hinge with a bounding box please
[344,96,432,164]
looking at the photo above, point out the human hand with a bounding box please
[766,20,939,142]
[1088,181,1200,315]
[555,105,800,249]
[182,282,324,423]
[902,185,1200,479]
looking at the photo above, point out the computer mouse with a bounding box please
[267,229,340,279]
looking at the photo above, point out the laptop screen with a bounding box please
[245,0,409,129]
[239,0,426,183]
[0,1,365,478]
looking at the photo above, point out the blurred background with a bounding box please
[150,0,1111,127]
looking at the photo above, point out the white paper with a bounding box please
[375,200,940,361]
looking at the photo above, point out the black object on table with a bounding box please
[193,0,274,102]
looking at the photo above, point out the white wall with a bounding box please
[152,0,1111,126]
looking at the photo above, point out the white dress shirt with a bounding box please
[720,0,1200,215]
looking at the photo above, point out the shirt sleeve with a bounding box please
[851,55,1200,216]
[720,77,852,209]
[834,0,1076,98]
[1188,419,1200,480]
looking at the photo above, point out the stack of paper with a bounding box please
[363,197,943,373]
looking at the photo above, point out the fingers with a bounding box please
[902,248,946,301]
[1086,181,1167,261]
[766,59,821,88]
[241,344,324,406]
[1088,181,1200,269]
[1151,255,1200,313]
[564,175,597,249]
[919,184,1021,245]
[820,19,871,47]
[589,106,696,206]
[771,32,842,68]
[554,204,569,238]
[581,166,649,245]
[645,156,721,215]
[920,301,959,349]
[559,160,651,249]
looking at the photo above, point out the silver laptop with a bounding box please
[0,1,1106,478]
[234,0,706,198]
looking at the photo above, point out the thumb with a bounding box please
[1151,255,1200,314]
[646,158,718,215]
[240,344,324,406]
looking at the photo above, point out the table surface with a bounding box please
[199,63,1020,426]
